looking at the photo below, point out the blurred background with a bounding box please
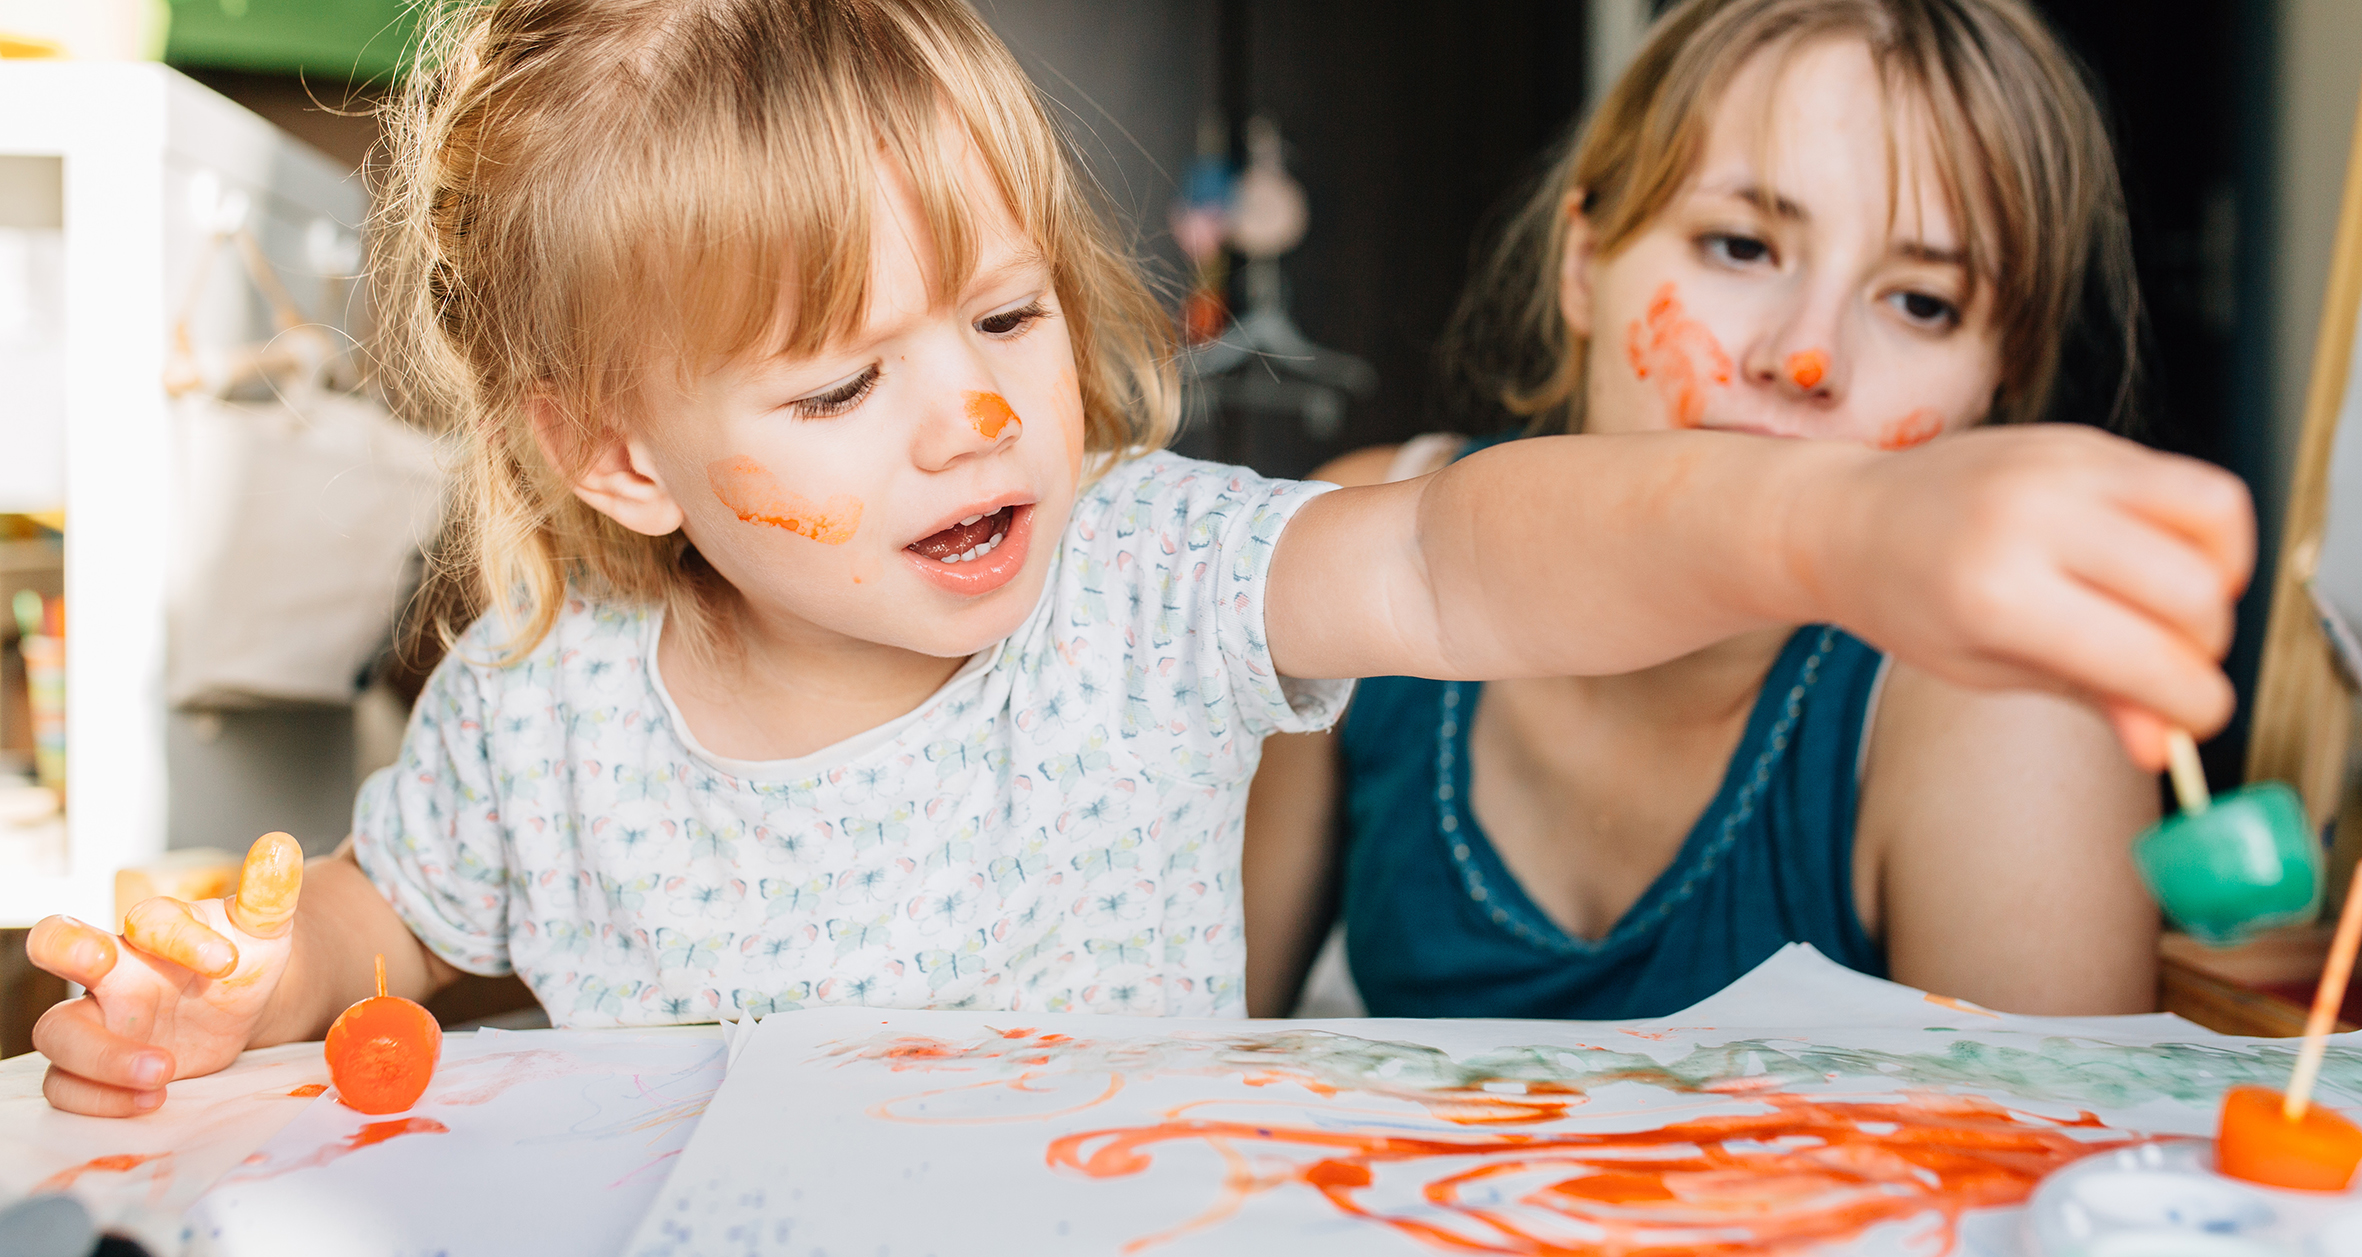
[0,0,2357,1047]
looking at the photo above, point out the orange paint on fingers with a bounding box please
[26,914,119,986]
[964,391,1021,439]
[227,832,302,939]
[707,456,862,545]
[1876,408,1946,450]
[1784,349,1828,390]
[1626,283,1733,429]
[122,897,237,979]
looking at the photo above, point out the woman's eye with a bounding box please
[977,300,1047,338]
[1889,290,1960,329]
[1702,233,1773,267]
[789,364,879,419]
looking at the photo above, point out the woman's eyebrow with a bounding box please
[1893,239,1970,268]
[1700,182,1810,222]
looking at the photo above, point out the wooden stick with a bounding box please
[2287,861,2362,1118]
[2167,729,2213,814]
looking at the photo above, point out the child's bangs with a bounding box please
[560,0,1067,407]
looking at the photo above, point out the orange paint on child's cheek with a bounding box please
[1785,349,1828,390]
[964,391,1021,439]
[707,456,862,545]
[1876,408,1946,451]
[1625,282,1733,429]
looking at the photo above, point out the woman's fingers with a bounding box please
[31,998,172,1110]
[25,915,120,988]
[121,897,238,979]
[226,832,302,939]
[2058,509,2239,663]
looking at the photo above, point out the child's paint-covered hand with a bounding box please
[25,832,302,1116]
[1808,424,2252,770]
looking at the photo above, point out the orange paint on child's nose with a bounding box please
[1876,408,1946,451]
[707,456,862,545]
[964,391,1020,439]
[2217,1085,2362,1191]
[1785,350,1828,390]
[1625,283,1733,429]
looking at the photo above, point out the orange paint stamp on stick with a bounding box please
[708,456,862,545]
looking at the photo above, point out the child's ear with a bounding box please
[1557,189,1600,340]
[527,397,686,538]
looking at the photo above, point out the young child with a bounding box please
[1244,0,2188,1021]
[32,0,2248,1117]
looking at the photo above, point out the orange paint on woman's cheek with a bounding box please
[1785,349,1828,390]
[964,391,1021,439]
[707,456,862,545]
[1876,408,1946,451]
[1625,282,1734,428]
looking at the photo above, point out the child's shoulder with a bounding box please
[433,593,655,693]
[1068,451,1333,543]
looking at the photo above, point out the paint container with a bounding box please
[2025,1139,2362,1256]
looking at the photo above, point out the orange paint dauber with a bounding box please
[325,954,441,1116]
[2216,860,2362,1192]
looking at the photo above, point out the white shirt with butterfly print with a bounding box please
[352,452,1351,1026]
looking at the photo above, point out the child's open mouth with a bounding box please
[904,504,1032,596]
[906,506,1013,564]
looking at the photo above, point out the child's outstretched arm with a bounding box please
[26,835,456,1116]
[1266,425,2250,767]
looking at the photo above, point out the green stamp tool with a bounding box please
[2133,729,2320,946]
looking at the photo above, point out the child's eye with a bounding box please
[1888,290,1961,330]
[977,299,1048,338]
[788,364,879,419]
[1700,233,1773,267]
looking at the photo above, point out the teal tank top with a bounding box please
[1337,440,1889,1019]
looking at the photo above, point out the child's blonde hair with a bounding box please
[1443,0,2135,436]
[376,0,1180,660]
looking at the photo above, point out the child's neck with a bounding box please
[657,598,969,762]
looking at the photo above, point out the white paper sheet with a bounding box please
[183,1026,723,1257]
[626,945,2362,1257]
[0,1040,329,1254]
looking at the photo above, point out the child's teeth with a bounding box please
[959,514,983,526]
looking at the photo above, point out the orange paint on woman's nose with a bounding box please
[707,456,862,545]
[1785,350,1828,391]
[1876,408,1946,451]
[964,391,1021,439]
[1626,283,1733,429]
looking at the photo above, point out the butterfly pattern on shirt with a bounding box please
[354,453,1349,1027]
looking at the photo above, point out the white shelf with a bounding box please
[0,64,366,927]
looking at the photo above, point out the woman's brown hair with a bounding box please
[1441,0,2136,436]
[374,0,1180,663]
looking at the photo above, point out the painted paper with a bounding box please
[627,946,2362,1257]
[183,1027,722,1257]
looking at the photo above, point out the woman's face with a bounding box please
[1566,37,2004,448]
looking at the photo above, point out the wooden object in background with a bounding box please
[2161,928,2362,1036]
[0,926,68,1058]
[2248,82,2362,864]
[112,848,239,932]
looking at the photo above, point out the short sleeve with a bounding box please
[1071,454,1353,747]
[350,636,516,977]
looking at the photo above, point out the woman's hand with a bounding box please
[1803,423,2250,769]
[27,833,303,1116]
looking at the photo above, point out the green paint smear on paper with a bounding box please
[841,1027,2362,1110]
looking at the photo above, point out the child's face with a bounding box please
[1566,37,2003,449]
[608,139,1087,659]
